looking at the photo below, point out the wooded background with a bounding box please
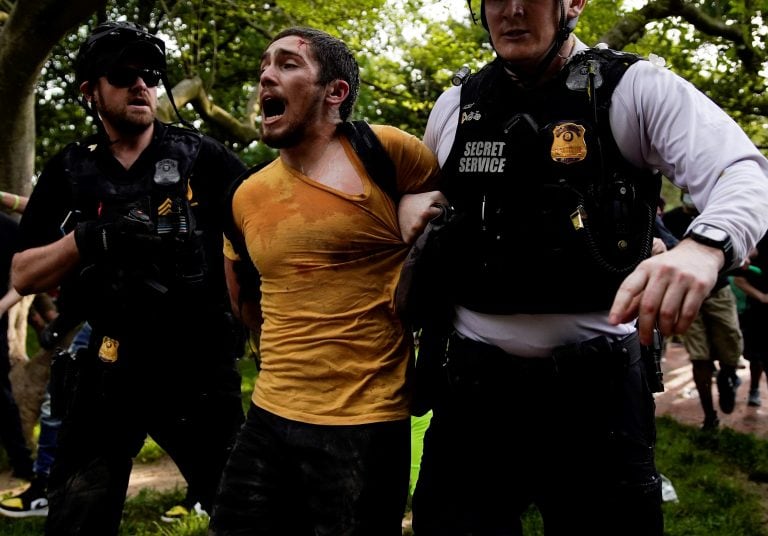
[2,0,768,436]
[3,0,768,196]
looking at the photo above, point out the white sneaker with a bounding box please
[0,483,49,518]
[160,501,208,523]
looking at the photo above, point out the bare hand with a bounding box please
[651,237,667,256]
[608,239,724,345]
[397,191,448,244]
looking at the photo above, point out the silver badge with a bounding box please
[154,159,180,185]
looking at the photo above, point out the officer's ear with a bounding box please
[568,0,587,18]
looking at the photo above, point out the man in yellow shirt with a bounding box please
[209,27,442,536]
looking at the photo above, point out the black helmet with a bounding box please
[75,21,166,84]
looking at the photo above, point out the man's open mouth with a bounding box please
[262,96,286,120]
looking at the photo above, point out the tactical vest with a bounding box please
[440,49,660,314]
[61,124,206,336]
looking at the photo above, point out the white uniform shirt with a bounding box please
[424,38,768,357]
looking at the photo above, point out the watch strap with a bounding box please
[684,223,734,274]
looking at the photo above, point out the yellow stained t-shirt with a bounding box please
[229,125,439,425]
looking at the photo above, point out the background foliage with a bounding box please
[2,0,768,190]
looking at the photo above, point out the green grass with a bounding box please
[3,353,768,535]
[0,356,261,536]
[237,354,258,412]
[0,487,210,536]
[405,415,768,536]
[516,416,768,536]
[654,416,768,536]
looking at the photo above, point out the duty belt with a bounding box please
[445,330,641,381]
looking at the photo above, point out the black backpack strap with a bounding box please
[337,121,399,203]
[223,160,271,260]
[222,161,271,308]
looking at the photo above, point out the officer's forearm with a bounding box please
[12,233,80,295]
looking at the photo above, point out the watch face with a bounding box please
[696,224,728,242]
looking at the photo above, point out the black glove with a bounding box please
[38,312,81,350]
[74,209,161,264]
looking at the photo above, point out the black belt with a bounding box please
[447,330,641,377]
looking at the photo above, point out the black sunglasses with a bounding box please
[105,67,163,88]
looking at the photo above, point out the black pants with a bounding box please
[412,331,663,536]
[44,336,244,536]
[210,404,410,536]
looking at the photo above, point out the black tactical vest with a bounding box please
[440,48,660,314]
[61,124,206,336]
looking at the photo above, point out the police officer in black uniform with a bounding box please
[405,0,768,535]
[12,21,246,535]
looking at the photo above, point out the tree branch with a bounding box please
[599,0,762,73]
[158,75,260,143]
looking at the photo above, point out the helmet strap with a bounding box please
[501,0,573,88]
[467,0,480,25]
[160,73,196,130]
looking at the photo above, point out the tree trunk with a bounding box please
[9,348,52,443]
[7,296,32,365]
[0,0,107,194]
[6,295,51,442]
[4,294,47,443]
[0,0,107,438]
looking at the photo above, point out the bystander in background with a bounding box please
[732,235,768,408]
[663,192,744,429]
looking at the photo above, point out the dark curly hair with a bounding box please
[268,27,360,121]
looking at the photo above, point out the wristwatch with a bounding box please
[684,222,734,273]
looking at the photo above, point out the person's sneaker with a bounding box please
[716,370,742,414]
[160,501,207,523]
[748,388,762,407]
[702,413,720,431]
[0,482,49,518]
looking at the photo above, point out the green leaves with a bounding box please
[24,0,768,171]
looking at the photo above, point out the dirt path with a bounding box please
[655,342,768,436]
[0,454,186,500]
[1,342,766,502]
[125,456,186,497]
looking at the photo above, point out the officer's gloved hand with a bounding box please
[38,312,83,351]
[37,322,61,351]
[74,209,161,264]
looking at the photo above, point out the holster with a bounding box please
[49,347,81,420]
[640,328,665,393]
[410,321,451,417]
